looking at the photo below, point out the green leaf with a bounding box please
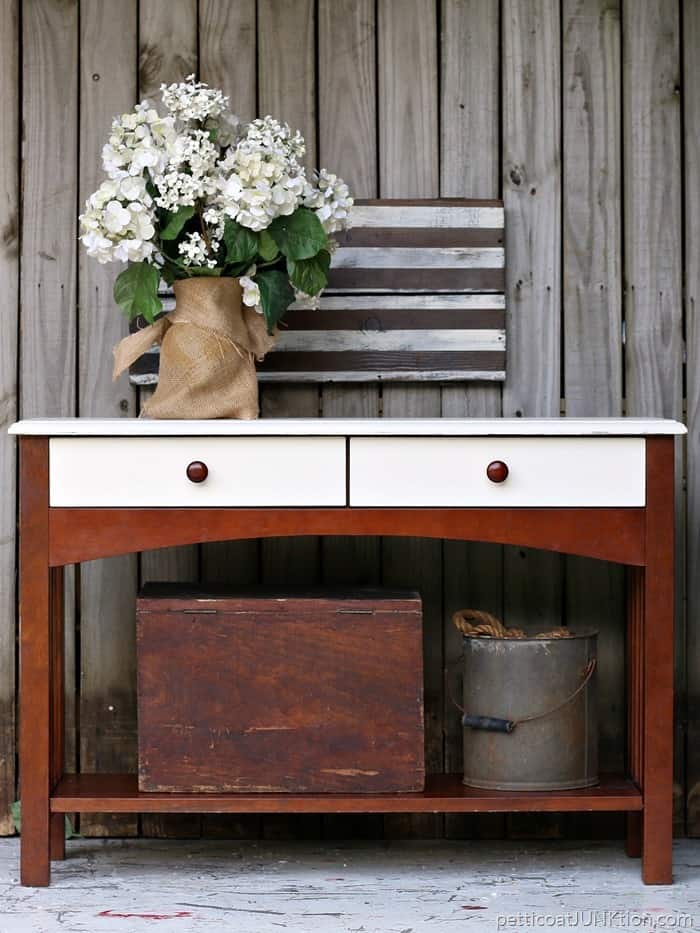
[287,249,331,297]
[113,262,162,324]
[258,229,279,262]
[269,207,327,260]
[223,218,258,265]
[254,269,295,334]
[160,205,196,241]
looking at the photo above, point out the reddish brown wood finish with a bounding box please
[19,437,51,886]
[50,772,642,814]
[48,506,646,567]
[49,566,65,862]
[626,566,644,859]
[136,589,425,794]
[185,461,208,483]
[641,438,675,884]
[486,460,509,483]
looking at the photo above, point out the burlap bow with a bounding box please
[113,277,276,420]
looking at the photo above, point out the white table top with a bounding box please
[9,417,687,436]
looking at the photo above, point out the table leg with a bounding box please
[626,567,642,858]
[641,438,675,885]
[19,438,51,886]
[50,566,65,861]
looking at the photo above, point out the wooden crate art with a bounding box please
[136,585,425,794]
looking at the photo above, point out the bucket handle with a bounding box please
[446,656,597,734]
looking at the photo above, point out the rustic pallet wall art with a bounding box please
[128,199,506,385]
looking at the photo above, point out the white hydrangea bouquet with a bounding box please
[79,75,353,419]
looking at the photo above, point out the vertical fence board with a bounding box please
[378,0,441,839]
[440,0,502,840]
[137,0,201,840]
[78,0,139,838]
[318,0,381,840]
[0,0,19,834]
[200,0,257,121]
[562,0,625,815]
[622,0,684,832]
[258,0,316,166]
[684,0,700,837]
[257,0,321,840]
[20,0,79,833]
[502,0,563,840]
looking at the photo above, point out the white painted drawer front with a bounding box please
[350,437,645,507]
[50,437,347,507]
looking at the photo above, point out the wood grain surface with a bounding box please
[136,591,424,794]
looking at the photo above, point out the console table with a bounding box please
[10,416,685,886]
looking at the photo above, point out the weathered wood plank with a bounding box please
[378,0,441,840]
[257,0,316,166]
[199,0,256,121]
[0,0,19,835]
[318,0,382,840]
[20,0,79,833]
[622,0,684,833]
[440,0,502,843]
[349,205,503,227]
[502,0,563,841]
[77,0,139,839]
[562,0,625,815]
[137,0,201,841]
[138,0,197,99]
[683,0,700,837]
[331,246,504,269]
[318,0,376,197]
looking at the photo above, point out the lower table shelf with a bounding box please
[51,773,642,814]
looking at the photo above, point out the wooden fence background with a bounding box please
[1,0,698,840]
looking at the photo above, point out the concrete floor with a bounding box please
[0,838,699,932]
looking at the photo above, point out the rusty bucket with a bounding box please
[457,628,598,791]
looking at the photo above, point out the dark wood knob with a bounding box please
[186,461,209,484]
[486,460,509,484]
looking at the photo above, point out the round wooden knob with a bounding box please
[486,460,509,484]
[186,461,209,484]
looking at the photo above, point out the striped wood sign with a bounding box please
[129,199,505,384]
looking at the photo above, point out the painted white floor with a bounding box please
[0,838,699,932]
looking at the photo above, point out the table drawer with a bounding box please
[350,437,645,507]
[50,437,347,507]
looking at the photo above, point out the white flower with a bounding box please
[103,201,132,234]
[177,231,216,268]
[303,169,353,234]
[161,74,229,122]
[79,175,157,264]
[240,275,262,312]
[152,129,219,211]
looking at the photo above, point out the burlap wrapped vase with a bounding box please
[113,277,276,419]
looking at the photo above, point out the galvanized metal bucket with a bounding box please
[458,630,598,791]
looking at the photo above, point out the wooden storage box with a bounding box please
[136,585,424,793]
